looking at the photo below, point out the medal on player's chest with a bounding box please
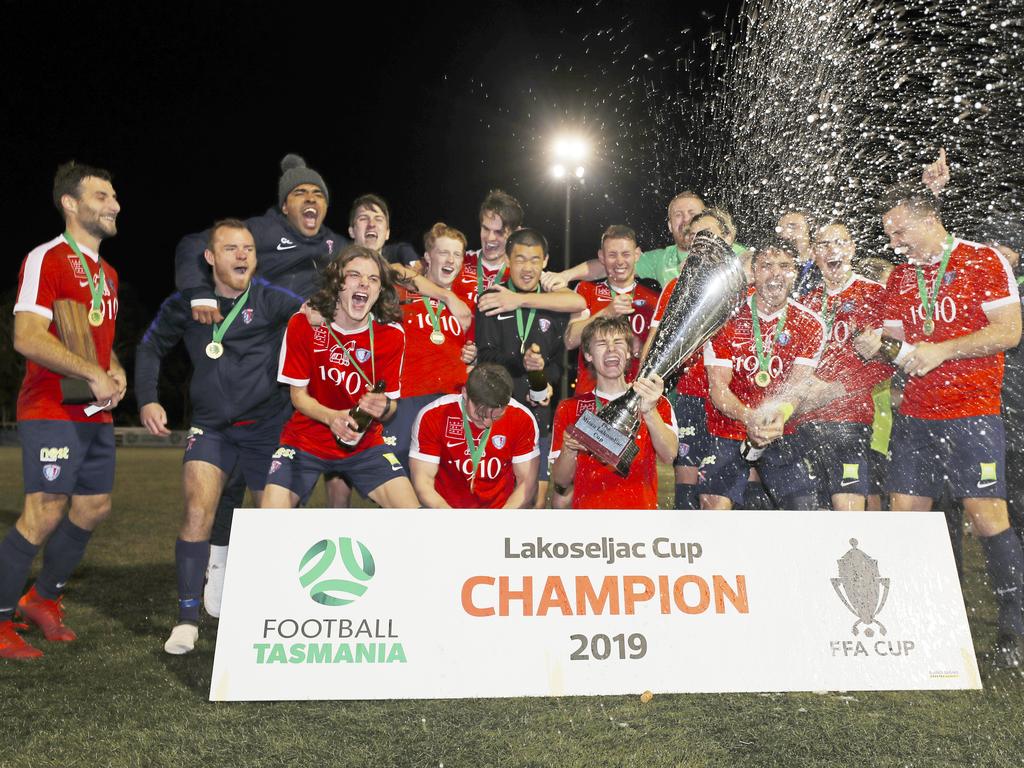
[422,296,446,346]
[64,231,107,328]
[916,235,953,340]
[754,370,771,388]
[206,286,252,361]
[751,295,786,389]
[88,307,104,327]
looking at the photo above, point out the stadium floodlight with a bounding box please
[551,163,567,179]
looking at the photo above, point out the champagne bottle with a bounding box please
[336,380,387,446]
[878,336,915,365]
[527,368,549,403]
[739,401,794,463]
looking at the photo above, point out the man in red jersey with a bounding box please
[644,210,738,510]
[263,245,418,508]
[384,223,476,465]
[550,316,677,509]
[702,243,825,510]
[410,364,539,508]
[797,221,894,510]
[855,188,1024,668]
[564,225,660,395]
[455,189,524,305]
[1,162,126,660]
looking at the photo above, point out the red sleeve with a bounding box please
[975,245,1019,311]
[852,283,886,329]
[550,399,572,455]
[657,396,677,431]
[278,314,313,386]
[380,323,405,398]
[511,406,540,460]
[410,403,442,461]
[705,324,733,367]
[651,278,677,326]
[15,249,62,319]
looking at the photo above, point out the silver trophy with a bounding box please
[566,230,746,475]
[830,538,890,637]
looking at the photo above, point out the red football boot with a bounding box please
[17,585,77,642]
[0,620,44,660]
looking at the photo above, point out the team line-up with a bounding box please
[5,151,1024,671]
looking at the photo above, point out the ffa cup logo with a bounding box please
[492,435,506,449]
[42,464,61,482]
[831,539,891,637]
[242,308,254,324]
[298,537,375,607]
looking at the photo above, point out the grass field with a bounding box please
[1,446,1024,768]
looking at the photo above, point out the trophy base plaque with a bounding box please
[566,409,640,477]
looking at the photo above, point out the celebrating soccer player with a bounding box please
[854,188,1024,668]
[263,245,419,509]
[137,219,303,654]
[409,363,540,508]
[702,242,825,510]
[564,225,660,395]
[2,162,125,660]
[550,316,677,509]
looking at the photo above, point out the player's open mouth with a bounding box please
[611,265,630,279]
[441,265,455,277]
[351,292,369,310]
[302,207,319,227]
[602,353,623,369]
[826,256,843,269]
[233,265,249,275]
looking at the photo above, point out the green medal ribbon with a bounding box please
[477,259,508,297]
[420,296,445,336]
[461,397,492,491]
[821,291,839,335]
[210,286,252,348]
[509,282,540,354]
[751,295,788,377]
[324,314,376,387]
[64,230,106,321]
[915,235,954,331]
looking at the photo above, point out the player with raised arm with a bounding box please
[853,187,1024,668]
[550,316,677,509]
[410,363,539,508]
[1,162,125,660]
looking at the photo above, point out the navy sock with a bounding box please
[36,517,92,600]
[674,483,699,510]
[176,539,210,624]
[979,528,1024,636]
[0,529,39,622]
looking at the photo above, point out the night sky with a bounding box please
[3,0,735,312]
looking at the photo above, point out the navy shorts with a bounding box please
[265,443,408,502]
[868,449,888,496]
[700,434,816,507]
[20,419,115,495]
[674,394,714,468]
[887,414,1006,499]
[797,421,871,498]
[183,413,286,492]
[538,434,551,481]
[382,393,440,465]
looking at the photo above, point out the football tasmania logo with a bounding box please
[298,537,376,606]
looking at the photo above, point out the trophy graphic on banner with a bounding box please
[831,538,891,637]
[565,231,746,476]
[52,299,100,405]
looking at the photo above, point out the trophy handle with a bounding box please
[873,577,891,635]
[830,578,858,620]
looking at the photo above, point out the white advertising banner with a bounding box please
[209,509,981,701]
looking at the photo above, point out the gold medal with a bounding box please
[754,370,771,388]
[430,330,445,345]
[206,341,224,359]
[88,308,104,327]
[923,318,935,336]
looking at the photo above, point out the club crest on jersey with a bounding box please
[943,271,956,285]
[841,301,855,314]
[445,416,465,440]
[326,239,335,255]
[539,318,551,333]
[42,464,61,482]
[355,348,372,363]
[634,299,647,307]
[492,435,506,449]
[776,331,791,347]
[242,308,254,324]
